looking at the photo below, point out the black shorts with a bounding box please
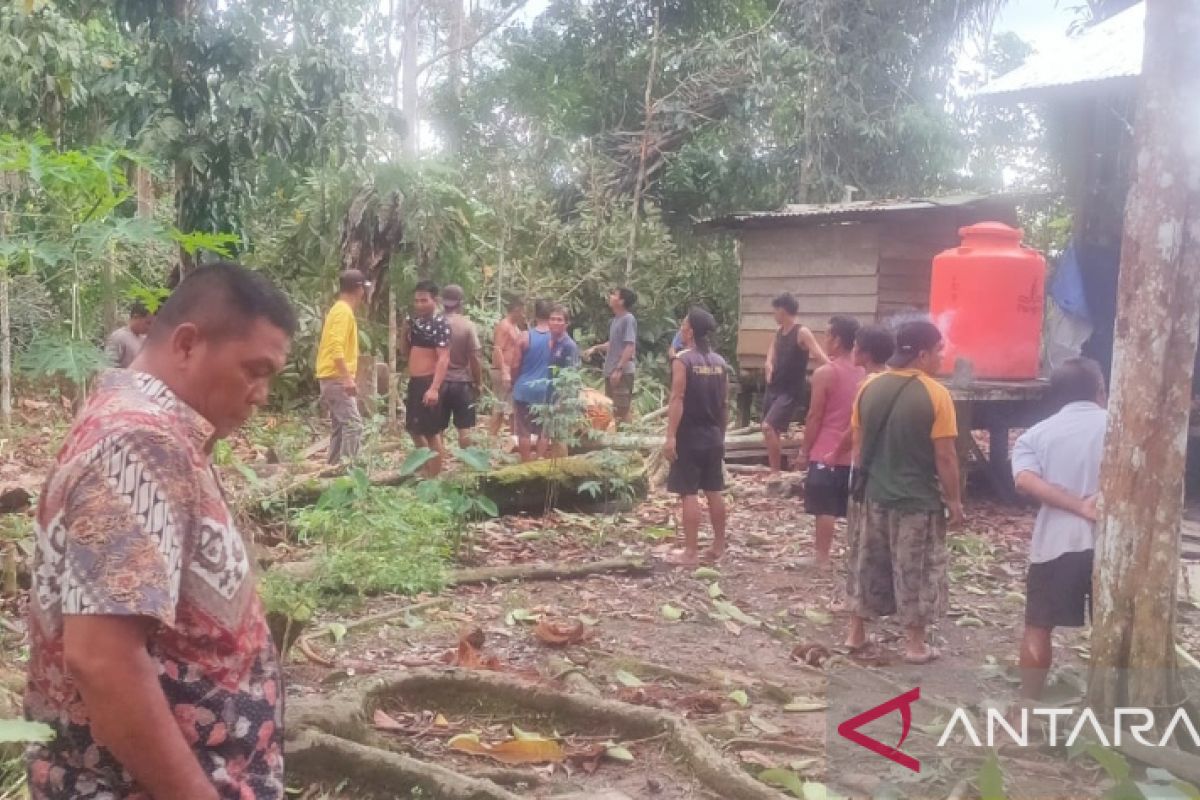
[1025,550,1093,629]
[762,388,797,433]
[805,462,851,518]
[442,381,477,431]
[513,401,542,436]
[667,445,725,496]
[406,375,447,437]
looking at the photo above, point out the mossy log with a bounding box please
[478,452,647,515]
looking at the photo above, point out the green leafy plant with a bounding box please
[19,330,107,386]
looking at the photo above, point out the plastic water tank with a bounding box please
[929,222,1045,380]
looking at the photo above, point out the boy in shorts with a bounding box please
[1012,358,1106,700]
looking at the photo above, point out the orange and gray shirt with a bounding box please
[851,368,958,512]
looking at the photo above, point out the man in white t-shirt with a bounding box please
[1011,357,1107,701]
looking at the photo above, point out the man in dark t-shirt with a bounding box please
[664,308,728,566]
[761,292,828,476]
[845,321,963,664]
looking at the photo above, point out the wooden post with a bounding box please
[1087,0,1200,719]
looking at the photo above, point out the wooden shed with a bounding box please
[697,194,1022,380]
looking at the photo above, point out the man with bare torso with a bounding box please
[401,280,451,475]
[489,295,526,438]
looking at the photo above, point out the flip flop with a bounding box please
[902,647,941,665]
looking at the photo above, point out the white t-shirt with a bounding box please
[1011,401,1108,564]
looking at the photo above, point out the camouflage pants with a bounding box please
[845,500,948,628]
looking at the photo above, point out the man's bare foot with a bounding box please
[664,549,699,566]
[701,545,725,564]
[903,646,941,665]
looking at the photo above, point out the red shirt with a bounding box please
[25,370,283,799]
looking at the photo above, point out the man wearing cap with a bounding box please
[316,270,370,464]
[441,284,483,449]
[844,320,963,664]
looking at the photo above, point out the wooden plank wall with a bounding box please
[736,222,881,369]
[875,219,961,323]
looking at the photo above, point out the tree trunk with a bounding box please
[388,283,399,427]
[1087,0,1200,720]
[623,8,660,285]
[1,269,10,432]
[402,0,421,159]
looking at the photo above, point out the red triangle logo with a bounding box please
[836,686,921,772]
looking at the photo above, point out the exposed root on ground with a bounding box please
[287,667,787,800]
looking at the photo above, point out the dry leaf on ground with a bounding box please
[447,733,565,764]
[533,619,590,647]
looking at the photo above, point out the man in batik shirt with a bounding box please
[25,262,296,799]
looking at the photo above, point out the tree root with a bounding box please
[288,667,787,800]
[288,729,524,800]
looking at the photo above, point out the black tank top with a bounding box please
[769,324,809,399]
[678,348,728,449]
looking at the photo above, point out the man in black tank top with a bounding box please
[761,293,829,477]
[664,308,729,566]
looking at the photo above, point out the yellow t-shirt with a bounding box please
[315,300,358,380]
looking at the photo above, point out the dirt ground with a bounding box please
[6,403,1200,799]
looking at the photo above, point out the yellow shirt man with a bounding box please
[316,299,358,380]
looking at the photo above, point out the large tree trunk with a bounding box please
[402,0,421,159]
[338,186,405,321]
[1087,0,1200,719]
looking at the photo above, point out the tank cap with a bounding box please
[958,221,1024,242]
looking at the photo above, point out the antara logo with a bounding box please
[836,687,921,773]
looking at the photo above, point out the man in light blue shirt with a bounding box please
[1011,357,1107,701]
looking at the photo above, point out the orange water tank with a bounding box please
[928,222,1045,380]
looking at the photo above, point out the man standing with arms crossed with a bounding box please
[1011,358,1106,702]
[401,280,452,475]
[25,263,295,799]
[801,315,864,569]
[489,295,526,439]
[585,287,639,426]
[762,293,828,477]
[440,284,483,449]
[844,320,962,664]
[315,270,370,464]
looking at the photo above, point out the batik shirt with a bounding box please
[25,370,283,800]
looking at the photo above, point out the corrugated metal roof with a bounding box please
[979,2,1143,100]
[695,193,1023,232]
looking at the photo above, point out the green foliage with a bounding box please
[978,753,1007,800]
[19,330,106,384]
[0,718,54,743]
[286,473,456,599]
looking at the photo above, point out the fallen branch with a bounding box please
[274,556,652,593]
[297,598,452,664]
[448,556,651,587]
[723,738,822,756]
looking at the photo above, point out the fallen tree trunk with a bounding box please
[478,452,647,515]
